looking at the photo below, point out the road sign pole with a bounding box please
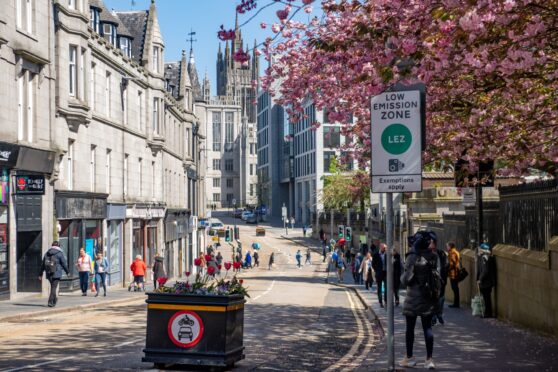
[386,193,394,370]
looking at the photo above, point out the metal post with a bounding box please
[386,193,395,371]
[476,182,483,249]
[330,210,334,245]
[233,203,237,241]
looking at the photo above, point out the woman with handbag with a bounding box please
[447,242,461,308]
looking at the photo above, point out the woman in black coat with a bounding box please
[399,231,439,369]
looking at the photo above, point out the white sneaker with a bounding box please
[399,356,417,367]
[425,358,435,369]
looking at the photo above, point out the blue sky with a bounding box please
[104,0,318,94]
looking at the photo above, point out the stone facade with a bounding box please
[0,0,205,300]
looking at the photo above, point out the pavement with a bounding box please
[285,232,558,371]
[0,284,149,322]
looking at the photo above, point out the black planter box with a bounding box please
[142,292,246,368]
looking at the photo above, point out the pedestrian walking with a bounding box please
[39,241,69,307]
[302,225,307,237]
[360,252,374,290]
[152,253,166,290]
[290,216,295,229]
[393,249,404,306]
[130,255,147,291]
[322,244,327,263]
[76,248,93,296]
[336,252,346,282]
[305,249,311,265]
[295,250,302,268]
[268,252,275,270]
[433,242,449,325]
[245,251,252,269]
[351,253,361,284]
[319,228,325,241]
[216,252,223,266]
[253,251,259,267]
[448,242,461,308]
[372,243,387,307]
[400,230,440,369]
[94,251,109,297]
[477,243,496,318]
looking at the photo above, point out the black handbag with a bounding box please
[456,266,469,282]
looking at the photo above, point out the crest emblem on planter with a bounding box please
[167,311,204,348]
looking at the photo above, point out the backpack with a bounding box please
[44,253,57,275]
[415,254,442,301]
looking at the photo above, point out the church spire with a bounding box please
[187,47,202,101]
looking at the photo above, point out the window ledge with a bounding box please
[15,29,39,43]
[14,47,49,65]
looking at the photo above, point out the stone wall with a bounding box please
[445,237,558,336]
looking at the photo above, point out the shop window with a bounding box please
[58,220,82,278]
[84,220,102,257]
[108,220,120,273]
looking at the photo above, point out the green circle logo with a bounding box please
[381,124,412,155]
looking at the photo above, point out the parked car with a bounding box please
[246,213,257,224]
[233,208,244,218]
[241,211,253,221]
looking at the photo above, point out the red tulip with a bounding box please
[233,261,241,269]
[194,258,201,266]
[207,266,216,276]
[205,254,212,262]
[185,271,191,277]
[224,262,232,271]
[217,264,222,270]
[157,277,168,286]
[239,279,244,284]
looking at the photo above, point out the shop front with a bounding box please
[55,191,107,291]
[106,204,125,286]
[0,141,55,300]
[164,209,189,279]
[127,204,165,275]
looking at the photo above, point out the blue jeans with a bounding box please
[95,272,107,294]
[79,271,89,294]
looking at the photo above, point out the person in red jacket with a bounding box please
[130,255,147,291]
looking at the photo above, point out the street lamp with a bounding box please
[233,198,237,241]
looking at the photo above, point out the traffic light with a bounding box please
[225,227,231,242]
[338,225,345,238]
[345,227,352,242]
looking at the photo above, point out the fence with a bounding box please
[498,179,558,251]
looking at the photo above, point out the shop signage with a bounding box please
[0,142,20,168]
[14,175,45,195]
[371,89,423,192]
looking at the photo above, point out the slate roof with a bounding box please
[164,62,180,99]
[187,50,202,101]
[115,11,148,63]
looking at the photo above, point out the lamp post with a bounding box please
[233,198,237,241]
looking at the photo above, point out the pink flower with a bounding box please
[260,22,267,29]
[276,9,289,21]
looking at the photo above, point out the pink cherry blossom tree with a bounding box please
[227,0,557,176]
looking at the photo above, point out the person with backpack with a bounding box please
[94,251,109,297]
[477,243,496,318]
[295,250,302,268]
[39,241,70,307]
[245,251,252,269]
[76,248,93,296]
[152,253,166,290]
[372,244,388,307]
[399,230,441,370]
[360,252,374,290]
[447,242,461,308]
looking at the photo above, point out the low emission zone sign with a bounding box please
[371,90,423,192]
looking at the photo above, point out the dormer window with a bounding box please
[102,23,117,47]
[152,47,160,73]
[119,36,132,58]
[90,8,100,33]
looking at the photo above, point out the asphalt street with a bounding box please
[0,214,375,371]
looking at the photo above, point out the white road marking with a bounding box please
[1,356,75,372]
[250,279,276,302]
[114,337,144,348]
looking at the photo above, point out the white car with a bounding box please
[210,219,224,229]
[241,211,253,221]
